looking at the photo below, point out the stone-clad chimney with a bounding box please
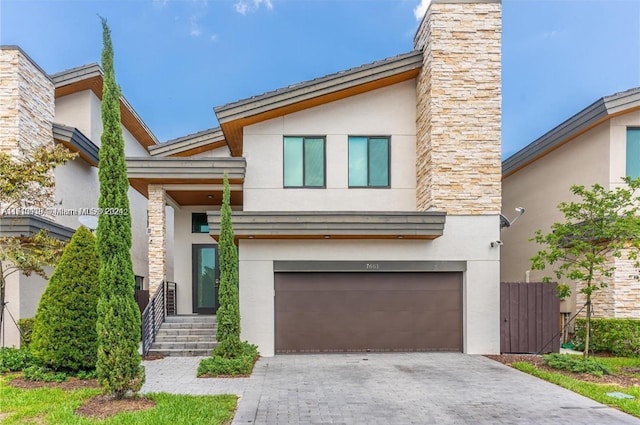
[414,0,501,215]
[0,46,55,157]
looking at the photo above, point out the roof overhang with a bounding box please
[149,127,226,157]
[52,64,159,149]
[127,157,246,206]
[214,51,423,156]
[503,87,640,178]
[53,123,99,166]
[0,215,74,241]
[206,211,446,241]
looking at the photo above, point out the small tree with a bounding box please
[31,226,99,371]
[0,144,75,338]
[214,174,242,358]
[95,18,143,397]
[531,177,640,357]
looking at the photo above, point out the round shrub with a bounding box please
[30,226,99,371]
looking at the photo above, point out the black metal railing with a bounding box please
[141,281,177,356]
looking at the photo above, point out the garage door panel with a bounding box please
[275,272,462,353]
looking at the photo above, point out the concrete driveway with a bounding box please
[142,353,640,424]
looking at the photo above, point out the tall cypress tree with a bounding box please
[214,174,242,358]
[95,18,144,398]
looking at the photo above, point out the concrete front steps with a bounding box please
[149,315,217,357]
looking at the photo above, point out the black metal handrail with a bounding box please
[141,281,177,356]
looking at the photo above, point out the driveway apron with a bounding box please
[142,353,640,425]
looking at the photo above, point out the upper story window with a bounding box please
[348,136,390,188]
[627,128,640,178]
[283,136,326,188]
[192,212,209,233]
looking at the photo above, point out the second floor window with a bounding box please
[283,136,325,188]
[192,212,209,233]
[348,136,390,187]
[627,128,640,178]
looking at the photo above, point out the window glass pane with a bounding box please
[284,137,303,187]
[304,138,325,187]
[369,138,389,187]
[192,213,209,233]
[349,137,368,187]
[627,129,640,178]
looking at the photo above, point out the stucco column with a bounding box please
[148,185,166,295]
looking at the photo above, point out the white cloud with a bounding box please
[234,2,249,15]
[234,0,273,15]
[210,34,219,41]
[189,15,202,37]
[152,0,169,7]
[540,30,560,39]
[413,0,431,21]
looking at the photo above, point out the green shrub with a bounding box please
[17,318,35,348]
[574,318,640,357]
[542,353,611,377]
[22,365,68,382]
[0,347,37,373]
[30,226,100,372]
[199,342,258,377]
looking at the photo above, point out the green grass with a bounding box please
[513,361,640,418]
[0,375,237,424]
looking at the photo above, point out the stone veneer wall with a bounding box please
[0,47,54,157]
[148,185,167,295]
[414,0,501,215]
[577,253,640,319]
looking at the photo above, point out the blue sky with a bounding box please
[1,0,638,158]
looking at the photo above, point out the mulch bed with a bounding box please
[75,395,156,420]
[485,354,640,387]
[8,377,100,390]
[142,353,165,361]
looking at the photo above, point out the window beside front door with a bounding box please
[627,128,640,178]
[348,136,390,188]
[283,136,326,188]
[192,213,209,233]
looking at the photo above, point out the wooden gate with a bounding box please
[500,282,560,354]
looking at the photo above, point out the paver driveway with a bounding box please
[142,353,640,425]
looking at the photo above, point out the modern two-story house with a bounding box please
[128,0,503,356]
[502,86,640,319]
[0,45,173,347]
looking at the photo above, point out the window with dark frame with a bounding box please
[348,136,390,188]
[627,128,640,178]
[192,212,209,233]
[283,136,326,188]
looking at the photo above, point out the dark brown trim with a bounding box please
[0,215,74,241]
[273,260,467,273]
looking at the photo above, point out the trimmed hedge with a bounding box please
[17,318,34,348]
[30,226,100,371]
[574,318,640,357]
[198,342,258,377]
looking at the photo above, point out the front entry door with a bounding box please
[192,244,218,314]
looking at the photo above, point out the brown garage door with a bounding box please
[275,272,462,353]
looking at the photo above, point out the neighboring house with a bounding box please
[502,86,640,319]
[0,46,174,347]
[128,0,503,356]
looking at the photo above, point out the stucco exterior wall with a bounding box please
[190,145,231,158]
[242,80,417,212]
[173,206,219,314]
[238,215,501,356]
[501,121,611,285]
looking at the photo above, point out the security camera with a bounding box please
[490,240,504,247]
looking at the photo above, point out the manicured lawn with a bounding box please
[0,375,237,425]
[512,356,640,418]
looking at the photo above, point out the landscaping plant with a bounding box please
[0,142,75,335]
[214,174,242,358]
[30,226,99,371]
[95,17,144,397]
[531,177,640,357]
